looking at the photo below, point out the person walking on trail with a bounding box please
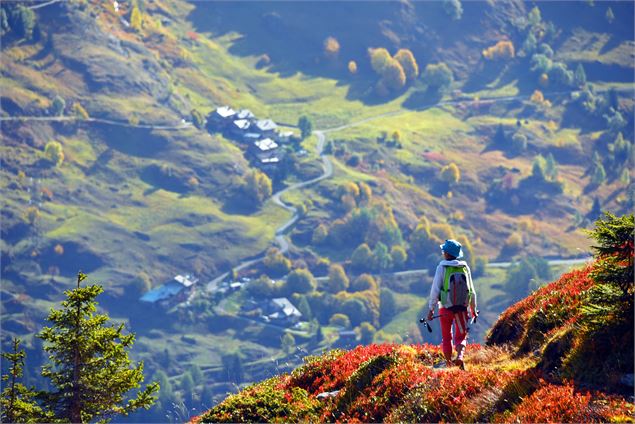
[426,239,478,369]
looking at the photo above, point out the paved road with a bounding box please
[206,130,333,292]
[313,256,593,282]
[0,115,192,131]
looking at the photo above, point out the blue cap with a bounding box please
[440,239,463,259]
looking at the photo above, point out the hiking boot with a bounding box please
[454,358,465,370]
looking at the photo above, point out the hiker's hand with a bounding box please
[471,309,478,320]
[427,310,434,321]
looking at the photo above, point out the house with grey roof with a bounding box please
[140,274,199,309]
[230,119,251,136]
[236,109,255,121]
[255,119,278,137]
[207,106,236,130]
[261,297,302,325]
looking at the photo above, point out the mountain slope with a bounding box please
[193,214,634,422]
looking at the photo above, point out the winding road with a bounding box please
[4,88,612,292]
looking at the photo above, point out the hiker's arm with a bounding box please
[428,264,443,313]
[466,266,477,316]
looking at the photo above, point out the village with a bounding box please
[205,106,301,172]
[139,273,317,336]
[136,105,362,345]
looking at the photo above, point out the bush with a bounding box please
[329,313,351,329]
[263,248,291,277]
[422,63,453,93]
[72,102,89,119]
[350,274,377,293]
[44,141,64,167]
[348,60,357,75]
[440,162,460,185]
[243,170,272,207]
[510,133,527,153]
[393,49,419,82]
[504,232,523,252]
[323,36,340,58]
[482,40,515,60]
[247,275,276,298]
[368,48,392,73]
[442,0,463,20]
[326,264,349,293]
[190,109,205,129]
[382,58,406,92]
[358,322,376,344]
[390,245,407,269]
[351,243,373,272]
[286,269,316,294]
[51,96,65,116]
[312,224,328,245]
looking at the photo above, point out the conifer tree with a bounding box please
[130,6,142,31]
[38,272,158,423]
[298,116,313,140]
[574,63,587,87]
[1,338,51,423]
[587,212,634,293]
[545,153,558,180]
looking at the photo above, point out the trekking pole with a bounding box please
[418,314,443,333]
[466,310,480,333]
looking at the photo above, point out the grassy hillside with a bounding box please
[1,0,633,420]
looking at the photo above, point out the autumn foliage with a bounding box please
[193,215,634,424]
[193,340,632,423]
[482,40,515,60]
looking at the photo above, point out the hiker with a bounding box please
[426,239,478,369]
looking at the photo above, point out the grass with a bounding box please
[379,293,426,339]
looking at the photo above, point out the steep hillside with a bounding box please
[193,214,634,423]
[1,0,634,420]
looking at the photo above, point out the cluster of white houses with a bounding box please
[207,106,296,170]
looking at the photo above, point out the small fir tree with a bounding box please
[38,272,159,423]
[1,338,51,423]
[587,212,634,294]
[130,6,142,31]
[298,116,313,140]
[574,63,587,87]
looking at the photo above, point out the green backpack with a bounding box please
[439,265,472,312]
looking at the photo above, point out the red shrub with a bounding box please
[288,344,398,394]
[497,380,634,423]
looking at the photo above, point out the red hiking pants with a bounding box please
[439,307,469,360]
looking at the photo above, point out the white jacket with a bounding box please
[428,259,477,313]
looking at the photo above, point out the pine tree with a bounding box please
[575,63,587,87]
[281,333,296,355]
[545,153,558,180]
[130,6,142,31]
[38,272,158,423]
[589,153,606,186]
[1,338,51,423]
[298,116,313,140]
[587,212,634,293]
[605,6,615,23]
[180,372,194,408]
[188,364,203,386]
